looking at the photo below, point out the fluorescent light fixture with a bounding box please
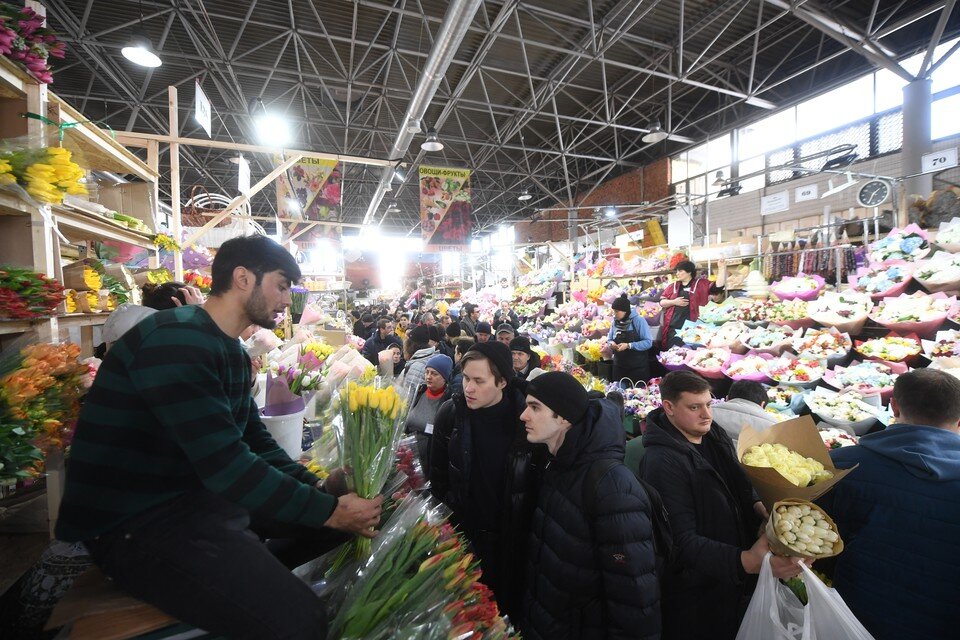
[821,173,859,198]
[121,30,162,68]
[254,112,292,147]
[745,96,776,109]
[421,129,444,152]
[712,170,725,186]
[517,189,532,202]
[604,206,618,218]
[641,120,669,144]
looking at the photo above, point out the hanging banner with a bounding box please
[194,80,212,137]
[419,166,472,249]
[275,157,342,221]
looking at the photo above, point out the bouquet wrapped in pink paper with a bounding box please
[922,329,960,360]
[822,360,904,403]
[869,292,959,337]
[722,353,774,383]
[657,345,691,371]
[933,216,960,252]
[767,355,825,388]
[850,261,915,300]
[771,273,826,301]
[735,324,795,356]
[792,327,852,366]
[684,347,731,379]
[868,224,930,263]
[767,298,815,331]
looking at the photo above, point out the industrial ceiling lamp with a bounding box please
[121,0,162,68]
[421,128,444,152]
[517,188,532,202]
[641,120,669,144]
[385,201,401,214]
[712,170,726,186]
[604,206,618,218]
[250,97,292,147]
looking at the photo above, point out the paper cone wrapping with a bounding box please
[684,347,731,380]
[722,352,774,383]
[737,416,858,509]
[766,498,844,559]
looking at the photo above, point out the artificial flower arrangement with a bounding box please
[822,360,903,403]
[738,324,795,355]
[733,298,773,323]
[767,355,826,386]
[867,224,930,263]
[819,428,859,450]
[722,353,774,382]
[657,345,691,371]
[855,332,922,363]
[792,327,852,361]
[803,387,885,435]
[767,298,813,330]
[808,290,872,334]
[576,337,608,362]
[0,341,86,481]
[913,251,960,294]
[770,273,826,301]
[851,262,914,300]
[684,347,731,379]
[698,299,742,324]
[869,292,958,337]
[0,266,65,319]
[0,145,86,205]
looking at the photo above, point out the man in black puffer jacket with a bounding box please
[429,341,547,624]
[520,372,660,640]
[640,371,805,640]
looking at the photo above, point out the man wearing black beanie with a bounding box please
[520,372,660,640]
[430,341,545,624]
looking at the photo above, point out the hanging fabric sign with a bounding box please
[419,166,472,249]
[275,157,342,221]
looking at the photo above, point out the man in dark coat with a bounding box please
[817,369,960,640]
[639,371,804,640]
[361,317,401,365]
[521,372,660,640]
[429,341,546,623]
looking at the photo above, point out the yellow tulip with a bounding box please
[380,390,394,415]
[348,386,358,413]
[368,387,381,410]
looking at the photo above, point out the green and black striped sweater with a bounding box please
[56,305,335,542]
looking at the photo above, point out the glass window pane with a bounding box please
[671,152,688,183]
[797,75,873,139]
[708,166,730,200]
[768,148,796,184]
[931,37,960,93]
[799,122,871,171]
[933,93,960,140]
[674,181,687,195]
[738,155,766,193]
[687,143,709,176]
[708,135,731,170]
[739,109,797,158]
[688,173,707,199]
[877,111,903,154]
[875,68,907,112]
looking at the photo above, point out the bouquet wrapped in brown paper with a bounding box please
[766,498,844,560]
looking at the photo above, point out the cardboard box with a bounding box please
[97,181,157,233]
[317,328,347,347]
[737,416,857,508]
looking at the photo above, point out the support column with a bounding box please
[900,78,933,225]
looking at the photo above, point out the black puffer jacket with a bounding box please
[429,385,546,621]
[639,408,761,640]
[523,399,660,640]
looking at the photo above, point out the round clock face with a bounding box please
[857,180,891,207]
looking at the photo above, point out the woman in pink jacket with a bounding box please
[659,259,727,349]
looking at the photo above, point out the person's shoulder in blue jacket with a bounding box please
[817,369,960,640]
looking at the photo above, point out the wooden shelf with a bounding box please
[50,93,158,182]
[0,56,33,99]
[0,191,155,250]
[0,313,109,337]
[0,319,33,335]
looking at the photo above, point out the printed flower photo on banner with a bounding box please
[275,157,342,221]
[420,166,472,248]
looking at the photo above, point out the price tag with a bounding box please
[921,148,958,174]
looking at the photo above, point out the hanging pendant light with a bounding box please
[421,128,444,152]
[122,1,162,68]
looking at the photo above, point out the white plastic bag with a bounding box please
[736,553,805,640]
[800,562,875,640]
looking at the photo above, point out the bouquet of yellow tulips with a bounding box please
[331,380,409,569]
[0,145,86,205]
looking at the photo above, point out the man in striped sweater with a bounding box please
[56,235,382,639]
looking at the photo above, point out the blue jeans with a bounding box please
[85,490,344,639]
